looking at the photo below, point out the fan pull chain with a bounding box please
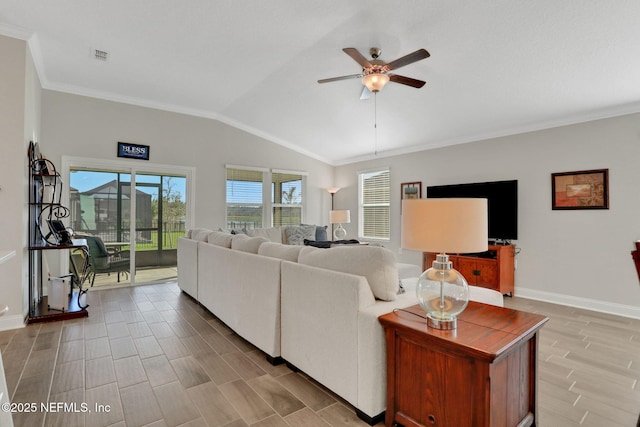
[374,92,378,156]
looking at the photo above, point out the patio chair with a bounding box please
[75,233,130,285]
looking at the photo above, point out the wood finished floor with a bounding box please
[0,282,638,427]
[503,297,640,427]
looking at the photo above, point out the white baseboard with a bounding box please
[0,314,25,332]
[515,287,640,320]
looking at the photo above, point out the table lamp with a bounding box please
[330,210,350,240]
[401,198,488,329]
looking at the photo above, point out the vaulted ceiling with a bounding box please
[2,1,640,165]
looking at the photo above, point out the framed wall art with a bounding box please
[118,142,150,160]
[401,182,422,212]
[551,169,609,210]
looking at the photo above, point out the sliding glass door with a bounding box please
[68,164,188,287]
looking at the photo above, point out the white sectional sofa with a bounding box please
[197,237,283,359]
[177,228,503,424]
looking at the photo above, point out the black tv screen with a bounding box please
[426,180,518,241]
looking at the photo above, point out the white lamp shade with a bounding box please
[330,210,351,224]
[326,187,340,194]
[401,198,488,253]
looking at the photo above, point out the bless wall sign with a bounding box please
[118,142,150,160]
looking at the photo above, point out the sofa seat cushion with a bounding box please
[397,262,422,279]
[231,234,269,253]
[258,242,303,262]
[298,245,399,301]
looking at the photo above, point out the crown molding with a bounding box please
[43,81,334,166]
[0,22,33,40]
[334,102,640,166]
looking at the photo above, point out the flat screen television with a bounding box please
[426,179,518,242]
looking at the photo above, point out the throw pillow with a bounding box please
[316,225,328,241]
[302,224,329,241]
[284,225,316,245]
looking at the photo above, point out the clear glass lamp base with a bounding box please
[416,253,470,330]
[333,224,347,240]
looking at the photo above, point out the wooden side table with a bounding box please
[379,302,548,427]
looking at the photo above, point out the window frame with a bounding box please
[358,167,391,241]
[225,165,268,230]
[271,169,307,227]
[225,165,307,229]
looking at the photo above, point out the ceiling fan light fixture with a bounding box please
[362,73,390,92]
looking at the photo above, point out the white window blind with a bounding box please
[359,169,390,239]
[226,167,264,229]
[272,171,304,227]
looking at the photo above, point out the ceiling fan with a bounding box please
[318,47,430,99]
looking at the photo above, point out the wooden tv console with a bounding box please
[422,244,515,296]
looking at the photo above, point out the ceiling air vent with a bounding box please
[93,49,109,62]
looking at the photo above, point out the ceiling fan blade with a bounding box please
[385,48,430,71]
[318,74,362,84]
[389,74,426,88]
[360,85,371,100]
[343,47,373,69]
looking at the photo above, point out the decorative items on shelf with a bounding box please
[28,141,90,321]
[28,141,73,247]
[401,198,488,329]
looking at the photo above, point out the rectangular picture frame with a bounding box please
[401,182,422,212]
[551,169,609,210]
[117,141,150,160]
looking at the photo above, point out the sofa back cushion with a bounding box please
[231,234,269,253]
[246,227,283,244]
[191,228,213,242]
[207,231,233,248]
[190,228,213,241]
[258,242,303,262]
[298,245,399,301]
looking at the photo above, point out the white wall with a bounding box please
[40,90,335,234]
[335,113,640,318]
[4,31,640,325]
[0,35,41,331]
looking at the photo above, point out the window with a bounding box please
[226,167,265,230]
[359,169,390,240]
[226,166,306,229]
[272,171,304,227]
